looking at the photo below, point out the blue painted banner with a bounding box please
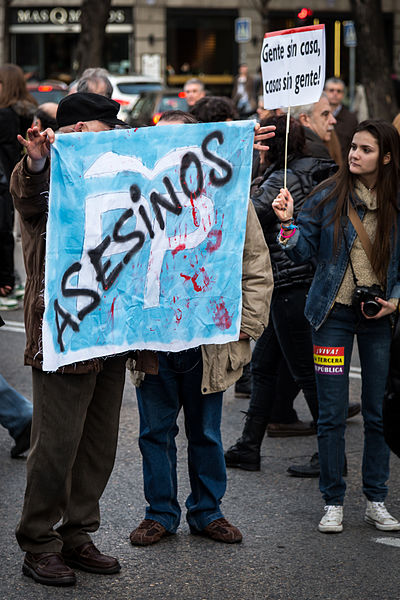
[42,121,254,371]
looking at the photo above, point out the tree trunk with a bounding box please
[350,0,398,120]
[75,0,112,75]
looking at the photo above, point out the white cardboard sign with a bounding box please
[261,25,325,110]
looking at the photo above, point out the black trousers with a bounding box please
[249,285,318,423]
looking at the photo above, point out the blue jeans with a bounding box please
[0,374,32,439]
[313,304,391,505]
[136,348,226,533]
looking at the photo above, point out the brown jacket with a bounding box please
[131,201,273,394]
[11,156,103,373]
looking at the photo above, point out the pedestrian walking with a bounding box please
[0,64,37,310]
[272,119,400,533]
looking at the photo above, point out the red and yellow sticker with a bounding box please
[313,345,344,375]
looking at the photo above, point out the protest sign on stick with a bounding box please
[261,24,326,110]
[260,24,326,187]
[42,121,254,371]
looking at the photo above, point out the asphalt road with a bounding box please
[1,303,400,600]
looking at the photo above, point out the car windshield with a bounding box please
[116,82,162,94]
[157,95,188,112]
[29,89,67,103]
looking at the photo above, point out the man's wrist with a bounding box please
[26,156,47,174]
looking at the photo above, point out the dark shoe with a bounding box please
[287,452,348,478]
[62,541,120,574]
[130,519,171,546]
[190,518,242,543]
[11,420,32,458]
[22,552,76,587]
[347,402,361,419]
[234,364,251,397]
[224,413,268,471]
[267,420,316,438]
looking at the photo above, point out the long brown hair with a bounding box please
[0,64,37,109]
[312,120,400,282]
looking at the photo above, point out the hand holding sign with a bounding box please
[18,126,55,171]
[253,122,276,152]
[272,188,294,222]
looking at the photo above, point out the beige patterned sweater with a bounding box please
[335,180,380,305]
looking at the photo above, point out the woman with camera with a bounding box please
[272,120,400,534]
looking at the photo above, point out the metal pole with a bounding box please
[334,20,341,77]
[349,45,356,111]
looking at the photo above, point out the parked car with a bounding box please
[26,80,68,104]
[126,88,188,127]
[107,74,163,120]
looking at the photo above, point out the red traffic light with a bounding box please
[297,7,313,19]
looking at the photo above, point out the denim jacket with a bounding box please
[281,186,400,330]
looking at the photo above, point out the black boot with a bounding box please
[224,414,268,471]
[287,452,348,478]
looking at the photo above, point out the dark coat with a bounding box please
[10,157,103,373]
[251,155,337,290]
[383,313,400,458]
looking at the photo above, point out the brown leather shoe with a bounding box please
[62,542,120,574]
[23,552,76,587]
[267,420,316,437]
[130,519,172,546]
[190,518,242,543]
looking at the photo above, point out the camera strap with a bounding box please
[348,204,374,265]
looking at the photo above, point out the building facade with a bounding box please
[2,0,399,90]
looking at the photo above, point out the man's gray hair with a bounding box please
[291,92,328,120]
[184,78,205,91]
[77,68,113,98]
[324,77,345,90]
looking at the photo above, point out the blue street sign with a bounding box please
[343,21,357,48]
[235,18,251,43]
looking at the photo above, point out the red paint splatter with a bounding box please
[206,229,222,253]
[189,193,200,227]
[175,308,183,323]
[172,243,186,257]
[212,299,232,330]
[180,267,211,292]
[109,297,116,327]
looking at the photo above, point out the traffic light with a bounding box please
[296,7,313,25]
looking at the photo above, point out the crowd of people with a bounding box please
[1,61,400,587]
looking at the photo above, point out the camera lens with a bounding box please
[363,300,381,317]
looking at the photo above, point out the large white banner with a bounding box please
[261,24,325,110]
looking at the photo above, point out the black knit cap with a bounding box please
[56,92,127,128]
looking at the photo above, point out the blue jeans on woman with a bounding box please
[136,347,226,533]
[313,304,391,506]
[0,374,32,439]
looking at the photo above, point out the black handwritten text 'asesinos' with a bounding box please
[54,130,233,352]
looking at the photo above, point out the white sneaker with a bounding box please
[318,505,343,533]
[0,295,19,311]
[365,501,400,531]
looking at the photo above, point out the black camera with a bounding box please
[352,284,385,317]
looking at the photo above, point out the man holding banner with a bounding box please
[10,93,129,587]
[128,109,274,546]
